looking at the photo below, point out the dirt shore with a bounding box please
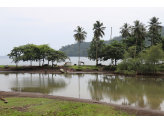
[1,66,164,77]
[0,91,164,116]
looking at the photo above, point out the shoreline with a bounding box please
[1,68,164,78]
[0,91,164,116]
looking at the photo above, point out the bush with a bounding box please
[103,65,117,70]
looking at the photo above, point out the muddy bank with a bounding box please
[0,91,164,116]
[1,66,164,78]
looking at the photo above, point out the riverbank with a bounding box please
[1,65,164,78]
[0,91,164,116]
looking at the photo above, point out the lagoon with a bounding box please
[1,73,164,111]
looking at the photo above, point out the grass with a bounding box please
[67,65,102,70]
[0,65,23,69]
[0,97,131,116]
[0,64,102,70]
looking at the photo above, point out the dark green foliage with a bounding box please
[103,65,117,70]
[102,40,125,65]
[7,44,69,67]
[116,44,164,74]
[87,38,106,63]
[122,37,146,56]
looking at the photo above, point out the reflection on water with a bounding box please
[0,73,164,111]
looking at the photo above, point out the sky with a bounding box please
[0,0,164,56]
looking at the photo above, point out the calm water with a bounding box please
[1,73,164,111]
[0,56,121,66]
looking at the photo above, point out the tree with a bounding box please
[122,36,146,57]
[46,49,69,68]
[7,46,23,67]
[120,23,131,51]
[102,40,125,65]
[21,44,40,66]
[73,26,87,65]
[131,20,145,58]
[37,44,51,66]
[148,16,162,46]
[87,38,105,63]
[116,43,164,74]
[93,20,106,66]
[144,43,164,73]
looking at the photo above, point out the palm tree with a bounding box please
[131,20,145,59]
[120,23,131,51]
[74,26,87,65]
[93,20,106,66]
[148,17,162,46]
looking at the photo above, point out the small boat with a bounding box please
[60,69,67,73]
[60,68,74,73]
[67,68,74,72]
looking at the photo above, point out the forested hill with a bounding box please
[59,36,121,57]
[59,27,164,56]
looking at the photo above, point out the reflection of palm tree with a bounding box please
[88,74,164,110]
[88,74,103,101]
[77,74,84,98]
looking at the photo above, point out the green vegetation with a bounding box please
[87,38,106,64]
[7,44,69,68]
[0,65,17,68]
[102,41,125,65]
[148,17,162,46]
[120,22,131,50]
[116,44,164,75]
[0,97,130,116]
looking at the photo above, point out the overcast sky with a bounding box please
[0,1,164,56]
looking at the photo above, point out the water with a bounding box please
[1,73,164,111]
[0,56,121,66]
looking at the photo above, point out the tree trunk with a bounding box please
[135,37,137,59]
[141,40,142,57]
[154,62,155,74]
[52,60,53,68]
[48,60,49,65]
[96,39,98,66]
[43,58,44,66]
[125,37,126,51]
[152,33,154,46]
[79,42,80,66]
[39,59,40,67]
[115,59,117,66]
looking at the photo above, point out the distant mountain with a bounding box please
[59,27,164,56]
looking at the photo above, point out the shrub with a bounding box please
[103,65,117,70]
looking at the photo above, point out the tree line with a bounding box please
[73,16,164,74]
[7,44,69,67]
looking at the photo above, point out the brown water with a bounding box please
[1,73,164,111]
